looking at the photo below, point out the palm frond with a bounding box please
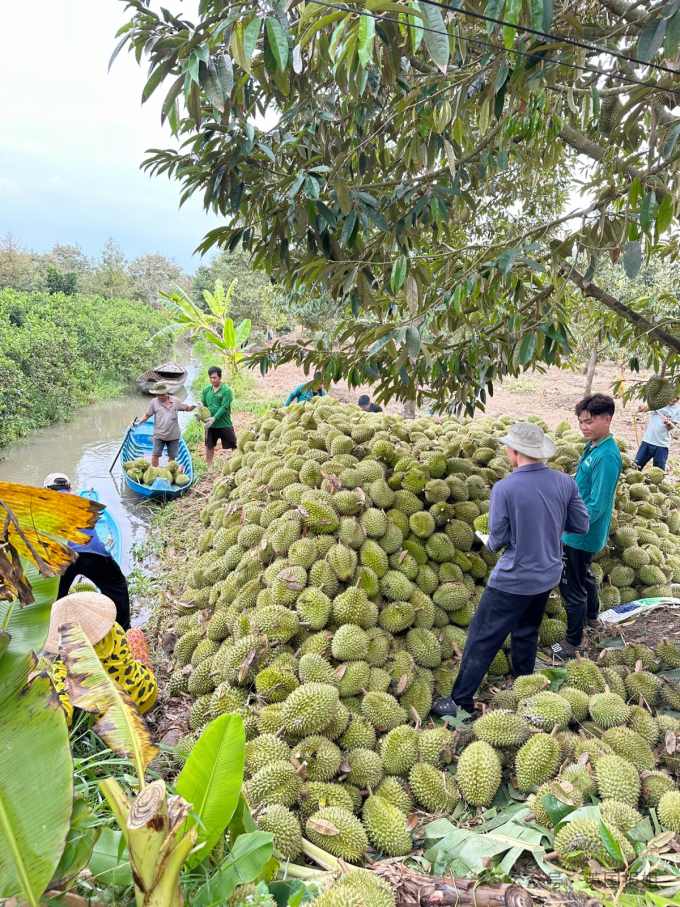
[145,323,189,347]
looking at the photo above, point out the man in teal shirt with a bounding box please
[285,371,326,406]
[201,366,236,470]
[552,393,622,659]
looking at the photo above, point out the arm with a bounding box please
[212,386,233,422]
[177,402,196,412]
[564,482,590,535]
[136,401,155,425]
[638,403,649,413]
[285,385,301,406]
[486,485,510,553]
[583,456,620,523]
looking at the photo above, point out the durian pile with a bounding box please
[162,396,680,871]
[123,457,191,488]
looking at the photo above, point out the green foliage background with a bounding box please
[0,289,169,448]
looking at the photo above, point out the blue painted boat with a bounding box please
[78,488,123,564]
[120,418,193,499]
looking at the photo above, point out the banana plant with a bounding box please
[149,279,251,377]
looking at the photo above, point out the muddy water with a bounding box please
[0,358,201,577]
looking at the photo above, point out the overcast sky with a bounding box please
[0,1,216,270]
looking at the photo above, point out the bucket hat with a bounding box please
[498,422,556,459]
[44,591,117,653]
[44,473,71,489]
[150,381,170,394]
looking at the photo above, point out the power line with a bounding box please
[304,0,679,97]
[417,0,680,79]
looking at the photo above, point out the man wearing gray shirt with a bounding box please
[135,381,196,467]
[432,422,589,718]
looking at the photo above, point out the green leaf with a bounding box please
[484,0,505,35]
[629,175,641,207]
[599,820,624,863]
[227,794,258,843]
[50,795,100,888]
[391,256,407,292]
[358,12,376,68]
[305,175,320,199]
[0,669,73,907]
[498,247,519,275]
[266,18,289,71]
[667,8,680,58]
[341,210,358,244]
[336,178,352,215]
[640,190,657,233]
[290,171,305,199]
[503,0,521,49]
[409,0,424,51]
[519,333,536,366]
[223,318,237,349]
[417,0,449,72]
[194,831,274,907]
[0,561,58,693]
[244,17,261,60]
[665,123,680,159]
[216,55,234,97]
[405,325,420,359]
[234,319,252,347]
[540,793,577,829]
[657,193,674,233]
[177,713,246,869]
[542,0,553,31]
[87,827,133,887]
[638,17,667,62]
[530,0,543,30]
[623,240,642,279]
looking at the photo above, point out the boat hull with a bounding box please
[78,489,123,564]
[121,420,193,499]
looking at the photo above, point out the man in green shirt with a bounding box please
[201,366,236,469]
[552,393,622,660]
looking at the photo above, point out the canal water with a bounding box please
[0,356,201,576]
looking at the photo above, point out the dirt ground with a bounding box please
[239,360,658,455]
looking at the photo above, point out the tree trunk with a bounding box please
[402,399,417,419]
[584,340,598,396]
[372,862,535,907]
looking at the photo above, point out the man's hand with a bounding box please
[205,417,216,429]
[638,404,649,413]
[187,404,197,411]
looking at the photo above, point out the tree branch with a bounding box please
[597,0,654,24]
[559,124,670,198]
[560,263,680,353]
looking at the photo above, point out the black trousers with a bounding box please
[450,584,551,712]
[559,544,599,646]
[58,552,131,630]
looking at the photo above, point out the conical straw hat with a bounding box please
[44,591,116,653]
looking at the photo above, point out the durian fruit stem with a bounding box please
[660,350,673,378]
[278,862,329,881]
[301,839,341,871]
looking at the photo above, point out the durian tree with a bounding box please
[115,0,680,411]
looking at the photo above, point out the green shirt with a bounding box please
[201,382,233,428]
[562,434,622,553]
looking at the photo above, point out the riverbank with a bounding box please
[0,288,169,449]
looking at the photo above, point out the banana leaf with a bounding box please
[193,831,274,907]
[176,713,246,869]
[49,795,100,889]
[0,667,73,907]
[58,623,158,786]
[0,561,59,695]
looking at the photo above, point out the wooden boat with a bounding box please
[136,360,188,394]
[121,419,193,499]
[78,488,122,564]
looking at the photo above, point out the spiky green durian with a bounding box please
[454,740,502,807]
[589,692,631,729]
[418,727,453,766]
[309,560,339,597]
[295,587,333,630]
[380,725,419,775]
[595,754,641,806]
[245,733,290,777]
[624,670,662,706]
[565,656,606,693]
[399,675,433,721]
[473,710,531,749]
[601,726,655,771]
[641,771,677,808]
[281,683,339,737]
[409,762,461,811]
[305,807,368,864]
[257,804,303,860]
[334,869,396,907]
[332,624,370,662]
[657,639,680,669]
[340,715,377,751]
[327,543,358,582]
[561,763,597,798]
[433,582,471,612]
[298,653,339,687]
[600,800,643,833]
[246,760,303,808]
[658,791,680,832]
[557,686,590,722]
[333,587,373,629]
[338,661,371,697]
[378,601,416,633]
[515,733,561,791]
[362,691,408,731]
[346,747,384,789]
[405,628,442,668]
[298,782,355,821]
[554,817,634,870]
[517,691,572,732]
[291,735,342,782]
[362,795,413,856]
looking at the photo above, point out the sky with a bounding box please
[0,1,216,271]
